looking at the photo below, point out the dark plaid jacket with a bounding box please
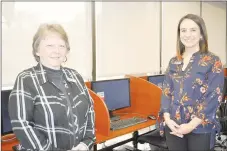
[8,63,95,151]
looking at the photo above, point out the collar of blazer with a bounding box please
[33,63,78,85]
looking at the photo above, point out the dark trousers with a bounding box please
[165,126,214,151]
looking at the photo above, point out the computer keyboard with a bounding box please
[110,117,148,130]
[110,116,120,122]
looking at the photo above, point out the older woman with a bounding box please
[8,24,95,151]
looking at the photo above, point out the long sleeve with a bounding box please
[161,60,174,114]
[195,57,224,124]
[8,73,53,150]
[71,70,96,150]
[80,85,96,150]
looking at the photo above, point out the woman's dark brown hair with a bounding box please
[176,14,208,60]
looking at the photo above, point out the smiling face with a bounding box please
[179,19,202,50]
[176,14,209,58]
[36,32,68,70]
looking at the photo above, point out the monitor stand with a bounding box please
[109,110,120,121]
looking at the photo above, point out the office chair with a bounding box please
[215,77,227,150]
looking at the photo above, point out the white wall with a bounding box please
[2,2,226,87]
[95,2,161,80]
[202,2,226,65]
[2,2,93,88]
[161,2,200,72]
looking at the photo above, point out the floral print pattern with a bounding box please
[157,51,224,138]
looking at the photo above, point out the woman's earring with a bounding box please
[63,56,67,62]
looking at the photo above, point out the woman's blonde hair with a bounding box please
[32,23,70,62]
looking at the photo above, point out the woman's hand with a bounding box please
[165,118,181,133]
[165,119,183,137]
[69,143,88,151]
[176,123,194,135]
[164,113,183,137]
[177,116,202,135]
[164,113,180,132]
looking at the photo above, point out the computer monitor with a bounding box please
[91,78,131,112]
[1,90,13,135]
[148,75,165,89]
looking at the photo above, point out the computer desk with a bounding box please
[89,75,162,150]
[96,115,155,143]
[95,117,156,151]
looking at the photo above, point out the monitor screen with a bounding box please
[1,90,13,135]
[148,75,165,89]
[91,78,130,111]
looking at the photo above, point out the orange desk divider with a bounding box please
[125,73,148,81]
[85,81,91,89]
[1,134,19,151]
[122,75,162,117]
[224,68,227,77]
[139,76,148,80]
[88,89,110,137]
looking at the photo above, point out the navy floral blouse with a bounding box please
[158,51,224,137]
